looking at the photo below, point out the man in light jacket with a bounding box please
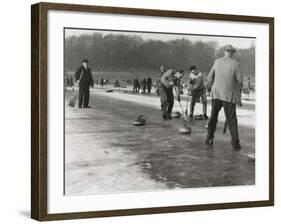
[206,45,243,150]
[159,68,185,120]
[188,65,208,119]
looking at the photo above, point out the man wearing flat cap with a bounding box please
[159,67,185,120]
[188,65,208,120]
[206,45,243,150]
[74,59,94,108]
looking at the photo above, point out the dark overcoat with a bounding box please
[75,66,94,87]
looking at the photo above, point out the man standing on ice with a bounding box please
[159,67,185,120]
[188,65,208,120]
[74,59,94,108]
[206,45,243,150]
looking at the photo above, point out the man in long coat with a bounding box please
[74,59,94,108]
[141,77,147,94]
[147,76,152,94]
[206,45,243,150]
[133,77,140,93]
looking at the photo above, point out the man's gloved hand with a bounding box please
[177,96,181,102]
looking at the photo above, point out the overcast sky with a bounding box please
[65,28,255,49]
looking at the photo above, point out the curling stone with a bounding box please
[179,124,192,134]
[133,115,146,126]
[171,111,181,118]
[106,89,113,93]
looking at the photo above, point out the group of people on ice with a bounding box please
[73,44,243,151]
[132,76,153,94]
[158,65,208,121]
[158,44,243,151]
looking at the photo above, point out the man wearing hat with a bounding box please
[188,65,208,119]
[159,68,185,120]
[155,65,167,96]
[206,45,243,150]
[160,65,166,75]
[74,59,94,108]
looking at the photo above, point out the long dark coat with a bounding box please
[74,66,94,87]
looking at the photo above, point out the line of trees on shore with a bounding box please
[65,33,255,77]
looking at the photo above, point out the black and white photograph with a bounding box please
[29,2,274,221]
[64,28,256,196]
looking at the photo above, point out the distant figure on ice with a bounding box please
[74,59,94,108]
[188,65,208,120]
[65,72,74,91]
[159,67,185,120]
[140,77,147,94]
[114,80,120,87]
[100,76,104,87]
[147,76,152,94]
[133,77,140,93]
[206,45,243,150]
